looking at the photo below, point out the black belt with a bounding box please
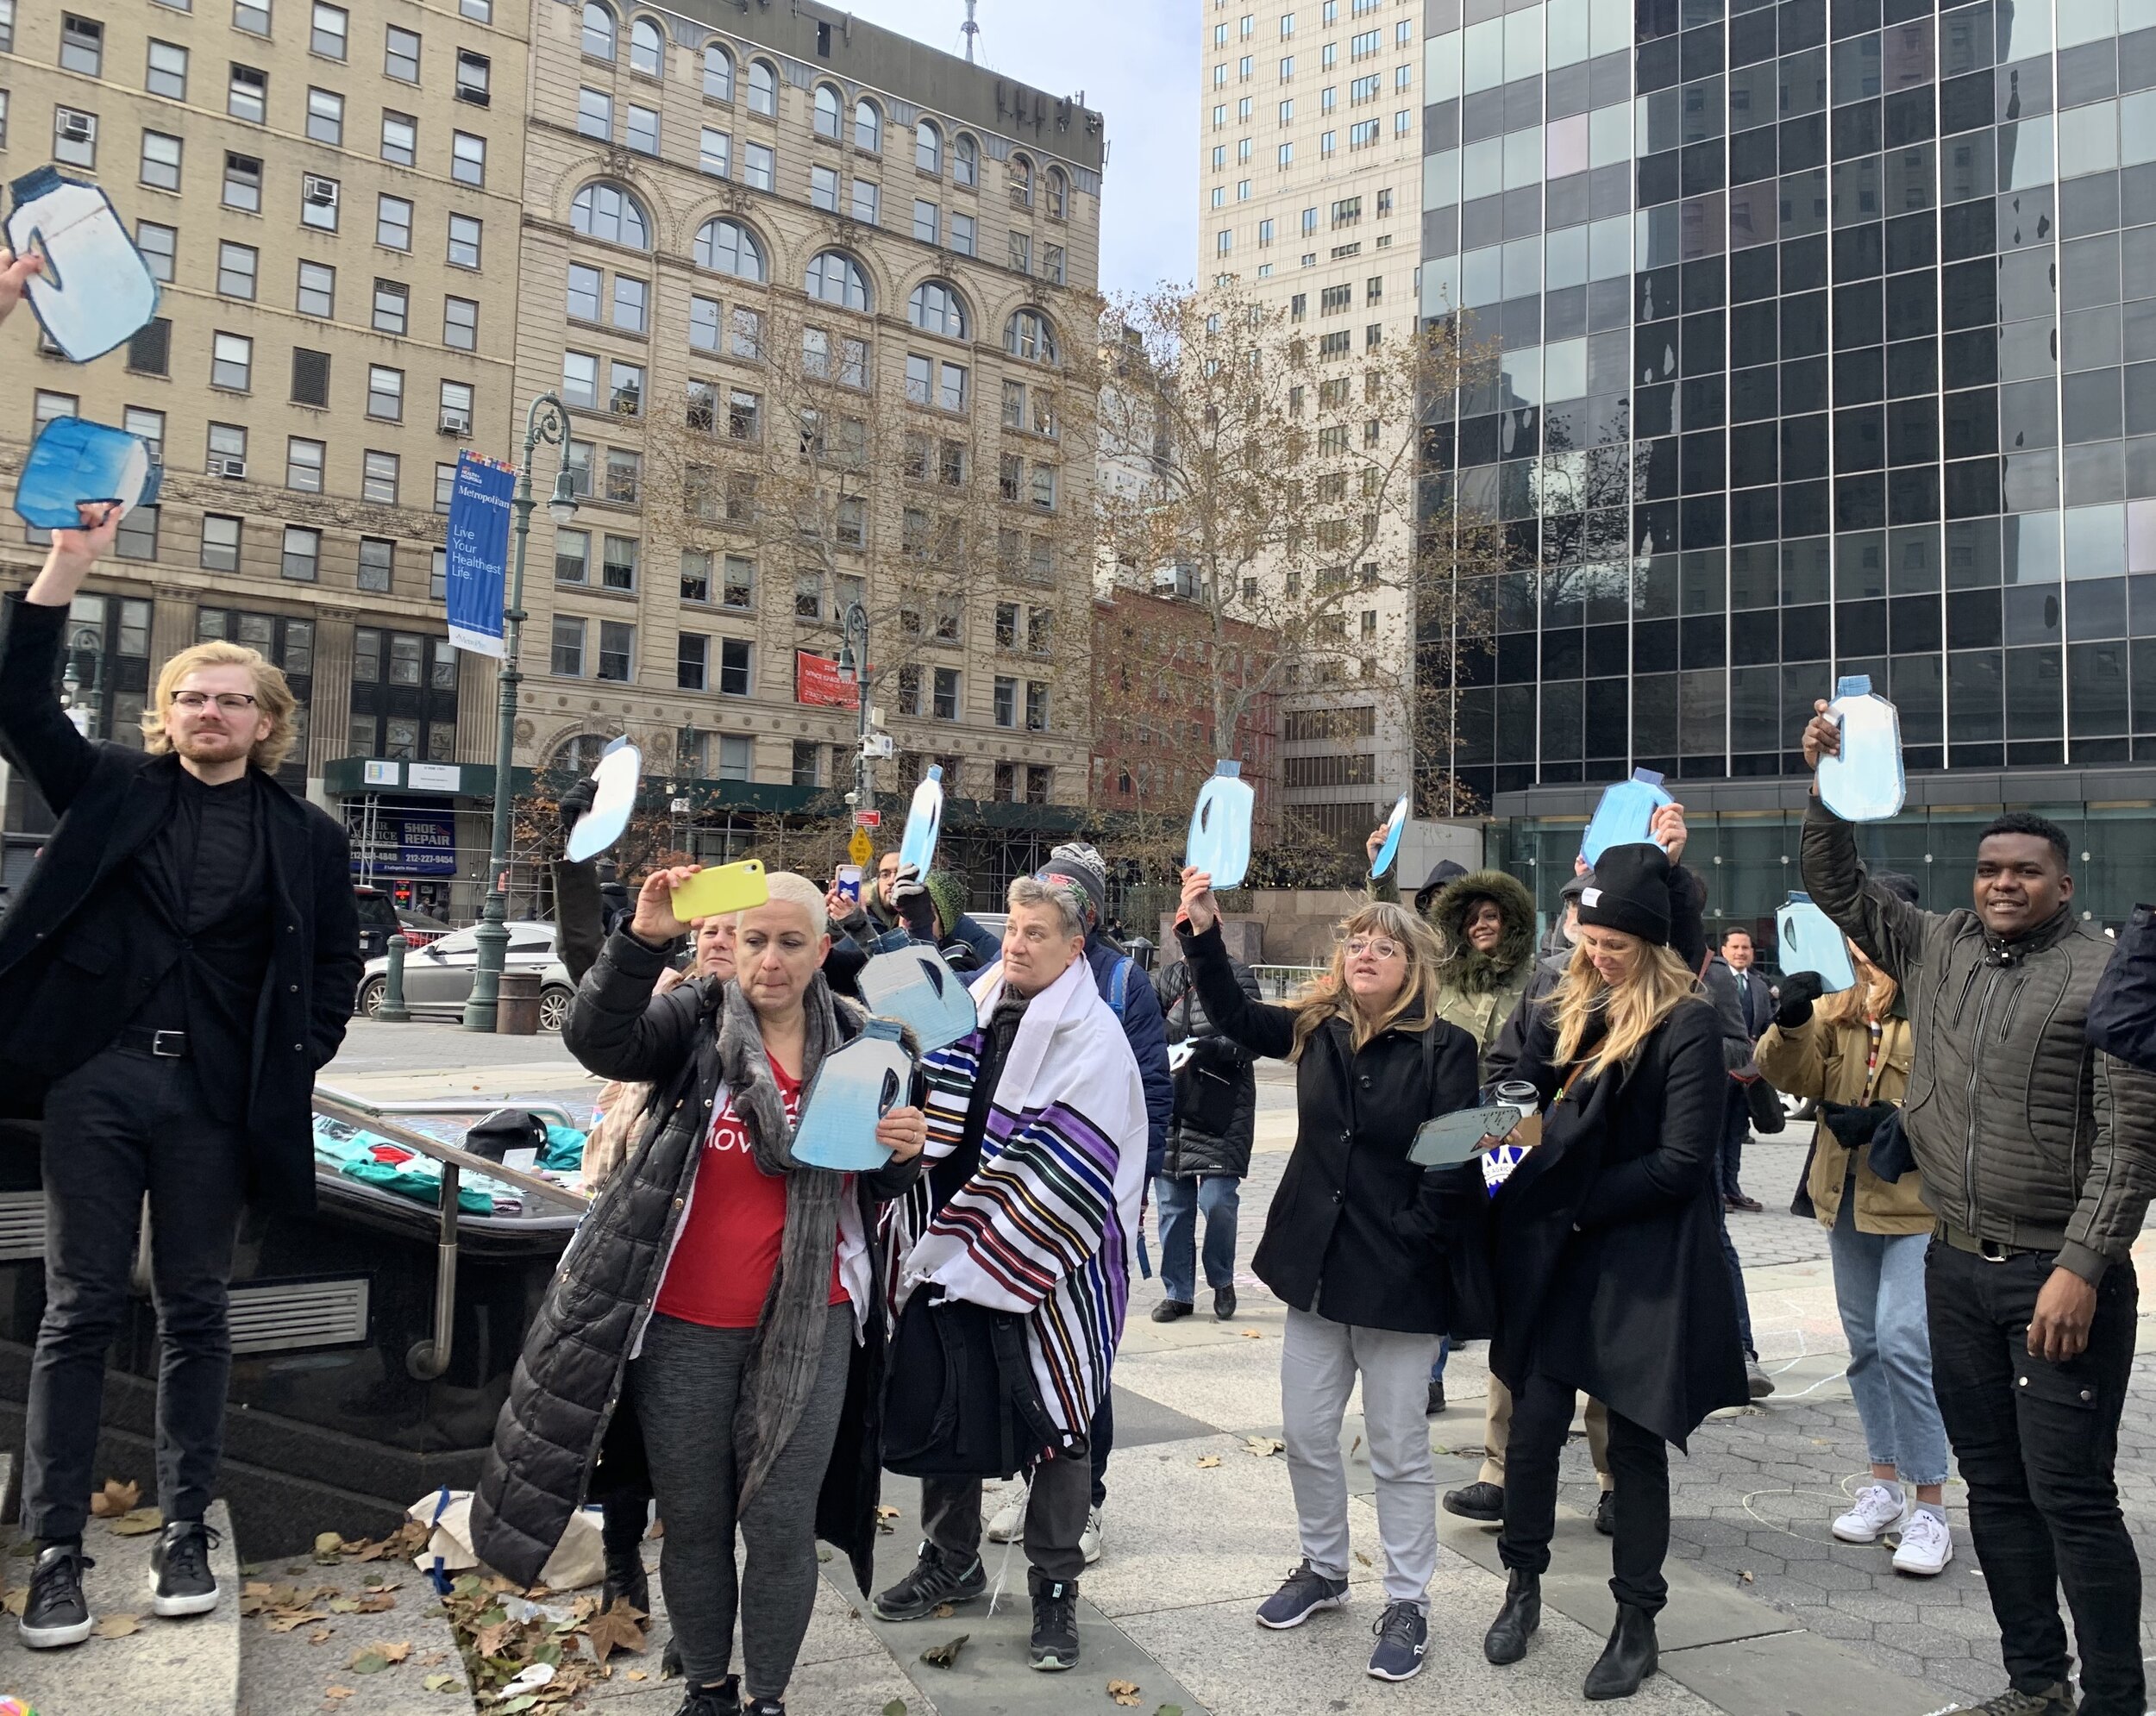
[1934,1218,2049,1263]
[117,1026,191,1059]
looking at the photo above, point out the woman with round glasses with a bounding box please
[1174,872,1481,1686]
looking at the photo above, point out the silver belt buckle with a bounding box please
[1978,1236,2010,1263]
[150,1030,187,1058]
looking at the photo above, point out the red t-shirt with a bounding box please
[653,1053,847,1329]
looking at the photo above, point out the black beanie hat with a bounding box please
[1872,869,1921,905]
[1576,842,1674,946]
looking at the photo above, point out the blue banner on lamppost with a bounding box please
[445,453,514,658]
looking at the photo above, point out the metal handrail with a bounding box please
[313,1083,588,1382]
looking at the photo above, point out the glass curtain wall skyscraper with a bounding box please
[1418,0,2156,926]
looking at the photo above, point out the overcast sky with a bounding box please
[837,0,1200,301]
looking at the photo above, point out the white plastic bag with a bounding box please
[405,1488,605,1590]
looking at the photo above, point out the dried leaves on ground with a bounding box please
[1108,1679,1143,1706]
[919,1635,967,1668]
[89,1479,141,1518]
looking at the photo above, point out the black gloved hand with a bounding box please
[557,774,599,841]
[1775,970,1826,1030]
[1821,1099,1896,1149]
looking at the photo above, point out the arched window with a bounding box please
[908,279,968,339]
[1006,308,1058,364]
[702,41,733,101]
[555,733,611,773]
[954,132,979,188]
[813,84,843,138]
[854,98,881,153]
[804,250,871,312]
[1046,166,1068,220]
[915,119,942,175]
[629,16,663,75]
[1008,152,1034,208]
[570,181,650,249]
[580,1,615,59]
[695,216,765,281]
[747,58,777,116]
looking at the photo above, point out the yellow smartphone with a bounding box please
[670,859,768,922]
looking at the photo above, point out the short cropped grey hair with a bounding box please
[1007,875,1086,940]
[745,870,828,936]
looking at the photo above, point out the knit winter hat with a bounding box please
[1576,842,1674,946]
[922,869,968,937]
[1037,841,1108,929]
[1872,870,1921,905]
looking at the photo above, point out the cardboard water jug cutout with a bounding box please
[857,943,978,1055]
[1187,761,1255,891]
[7,167,162,362]
[1815,674,1906,823]
[13,416,160,530]
[1371,792,1410,880]
[1776,892,1858,993]
[1409,1102,1530,1168]
[898,764,944,876]
[565,737,641,862]
[1582,769,1673,866]
[792,1018,912,1172]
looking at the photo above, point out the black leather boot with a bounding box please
[1583,1603,1658,1700]
[1482,1569,1540,1665]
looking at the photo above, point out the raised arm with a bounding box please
[562,867,704,1083]
[1796,703,1933,984]
[0,511,122,815]
[1175,918,1298,1061]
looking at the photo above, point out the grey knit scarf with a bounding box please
[712,972,850,1510]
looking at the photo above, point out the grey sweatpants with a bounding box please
[628,1306,854,1697]
[1282,1305,1440,1605]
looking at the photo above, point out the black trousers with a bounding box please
[1497,1366,1672,1614]
[23,1044,249,1541]
[922,1437,1092,1584]
[1926,1243,2143,1716]
[1087,1388,1113,1508]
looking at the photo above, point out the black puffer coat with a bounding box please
[1156,955,1263,1179]
[468,930,919,1594]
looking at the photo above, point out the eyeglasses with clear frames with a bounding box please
[1344,936,1402,960]
[170,691,260,713]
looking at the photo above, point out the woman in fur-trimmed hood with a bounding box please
[1425,868,1539,1070]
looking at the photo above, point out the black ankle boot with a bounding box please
[1482,1569,1540,1665]
[603,1544,649,1615]
[1583,1602,1658,1700]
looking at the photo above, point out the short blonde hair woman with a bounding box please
[140,641,299,773]
[1480,841,1747,1702]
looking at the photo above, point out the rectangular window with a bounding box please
[376,194,412,250]
[306,86,343,143]
[126,318,171,375]
[790,741,820,788]
[229,63,266,123]
[718,735,752,780]
[699,127,730,177]
[609,360,643,417]
[367,364,404,419]
[851,179,880,224]
[147,39,189,98]
[141,131,184,191]
[212,331,253,391]
[357,536,393,592]
[440,379,473,434]
[932,667,960,721]
[730,307,762,360]
[131,223,175,287]
[676,633,708,691]
[290,346,331,405]
[601,532,637,588]
[54,107,98,169]
[385,24,419,80]
[443,295,478,350]
[297,260,335,316]
[447,214,481,268]
[913,198,938,244]
[612,275,648,333]
[1031,464,1058,510]
[993,675,1016,726]
[201,515,242,572]
[450,130,486,185]
[602,448,638,504]
[626,104,658,154]
[234,0,270,34]
[566,262,602,323]
[221,152,262,212]
[950,211,975,256]
[1009,231,1032,273]
[310,2,347,59]
[60,14,103,75]
[811,164,839,211]
[577,87,611,139]
[550,616,585,676]
[454,50,489,104]
[124,408,166,457]
[281,525,321,582]
[595,620,632,682]
[216,241,257,299]
[362,450,398,504]
[743,141,774,190]
[719,637,752,697]
[555,528,589,584]
[381,110,417,165]
[689,295,720,351]
[680,551,711,604]
[302,173,341,232]
[1025,681,1050,731]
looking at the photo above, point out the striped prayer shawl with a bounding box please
[887,954,1149,1441]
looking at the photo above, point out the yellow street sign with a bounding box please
[847,827,874,866]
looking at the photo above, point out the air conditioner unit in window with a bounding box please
[303,175,339,207]
[58,112,94,141]
[438,410,472,435]
[609,389,641,416]
[211,457,248,479]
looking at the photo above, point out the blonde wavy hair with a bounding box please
[1286,901,1446,1059]
[140,642,299,773]
[1550,935,1702,1080]
[1817,947,1897,1031]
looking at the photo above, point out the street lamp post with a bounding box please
[836,602,873,828]
[463,391,580,1031]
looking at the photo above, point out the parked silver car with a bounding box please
[354,922,576,1030]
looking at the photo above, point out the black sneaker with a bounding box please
[742,1698,783,1716]
[1366,1600,1428,1682]
[1966,1688,2075,1716]
[1595,1491,1616,1537]
[1028,1571,1080,1671]
[151,1519,221,1618]
[1255,1559,1349,1629]
[871,1542,986,1621]
[1426,1376,1446,1416]
[1150,1300,1194,1323]
[1443,1481,1504,1523]
[21,1542,94,1648]
[674,1679,741,1716]
[1213,1286,1237,1320]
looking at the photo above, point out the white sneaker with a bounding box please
[1890,1508,1953,1576]
[985,1489,1025,1544]
[1080,1506,1102,1565]
[1831,1483,1908,1544]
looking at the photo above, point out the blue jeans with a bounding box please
[1155,1173,1240,1305]
[1828,1196,1948,1485]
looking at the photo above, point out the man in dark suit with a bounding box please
[0,510,360,1647]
